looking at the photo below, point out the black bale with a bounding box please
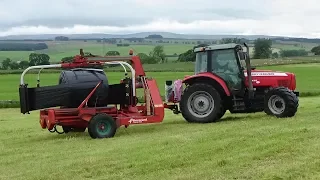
[59,69,109,108]
[19,68,109,113]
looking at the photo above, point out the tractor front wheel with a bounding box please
[264,87,299,118]
[88,113,117,139]
[180,83,223,123]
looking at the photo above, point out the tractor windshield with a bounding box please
[211,49,239,73]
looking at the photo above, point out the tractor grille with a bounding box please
[278,80,290,87]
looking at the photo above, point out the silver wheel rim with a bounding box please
[268,95,285,115]
[187,91,214,118]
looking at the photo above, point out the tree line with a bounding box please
[106,47,167,64]
[175,38,312,62]
[55,34,251,46]
[311,45,320,55]
[60,47,167,65]
[1,53,50,70]
[0,42,48,51]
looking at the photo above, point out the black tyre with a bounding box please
[216,107,226,121]
[179,83,223,123]
[88,113,117,139]
[264,87,299,118]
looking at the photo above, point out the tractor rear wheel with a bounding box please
[180,83,223,123]
[88,113,117,139]
[216,105,226,121]
[264,87,299,118]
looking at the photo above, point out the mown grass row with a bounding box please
[0,101,20,108]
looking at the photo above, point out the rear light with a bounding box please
[291,74,296,90]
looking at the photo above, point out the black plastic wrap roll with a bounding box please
[59,69,109,108]
[19,68,109,113]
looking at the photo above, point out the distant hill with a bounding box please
[0,32,282,40]
[1,32,320,44]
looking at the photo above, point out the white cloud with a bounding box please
[0,0,319,38]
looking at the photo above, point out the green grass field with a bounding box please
[1,96,320,179]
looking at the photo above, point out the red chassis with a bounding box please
[19,50,175,138]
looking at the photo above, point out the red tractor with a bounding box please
[173,43,299,123]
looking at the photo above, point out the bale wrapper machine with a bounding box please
[19,49,175,139]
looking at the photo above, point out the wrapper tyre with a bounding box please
[88,113,117,139]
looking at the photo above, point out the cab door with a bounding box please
[210,48,244,95]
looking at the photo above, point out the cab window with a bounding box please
[195,51,207,74]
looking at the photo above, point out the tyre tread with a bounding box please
[264,87,299,118]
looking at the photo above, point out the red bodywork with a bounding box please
[182,70,296,96]
[39,54,166,131]
[243,70,296,91]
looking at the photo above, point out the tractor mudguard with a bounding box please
[182,73,231,96]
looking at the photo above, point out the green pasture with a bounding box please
[1,63,320,100]
[1,96,320,179]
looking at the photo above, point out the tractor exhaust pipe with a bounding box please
[244,43,254,99]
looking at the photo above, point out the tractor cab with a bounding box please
[193,43,252,96]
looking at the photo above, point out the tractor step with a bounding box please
[232,96,246,111]
[230,95,265,114]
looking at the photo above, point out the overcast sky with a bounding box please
[0,0,318,37]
